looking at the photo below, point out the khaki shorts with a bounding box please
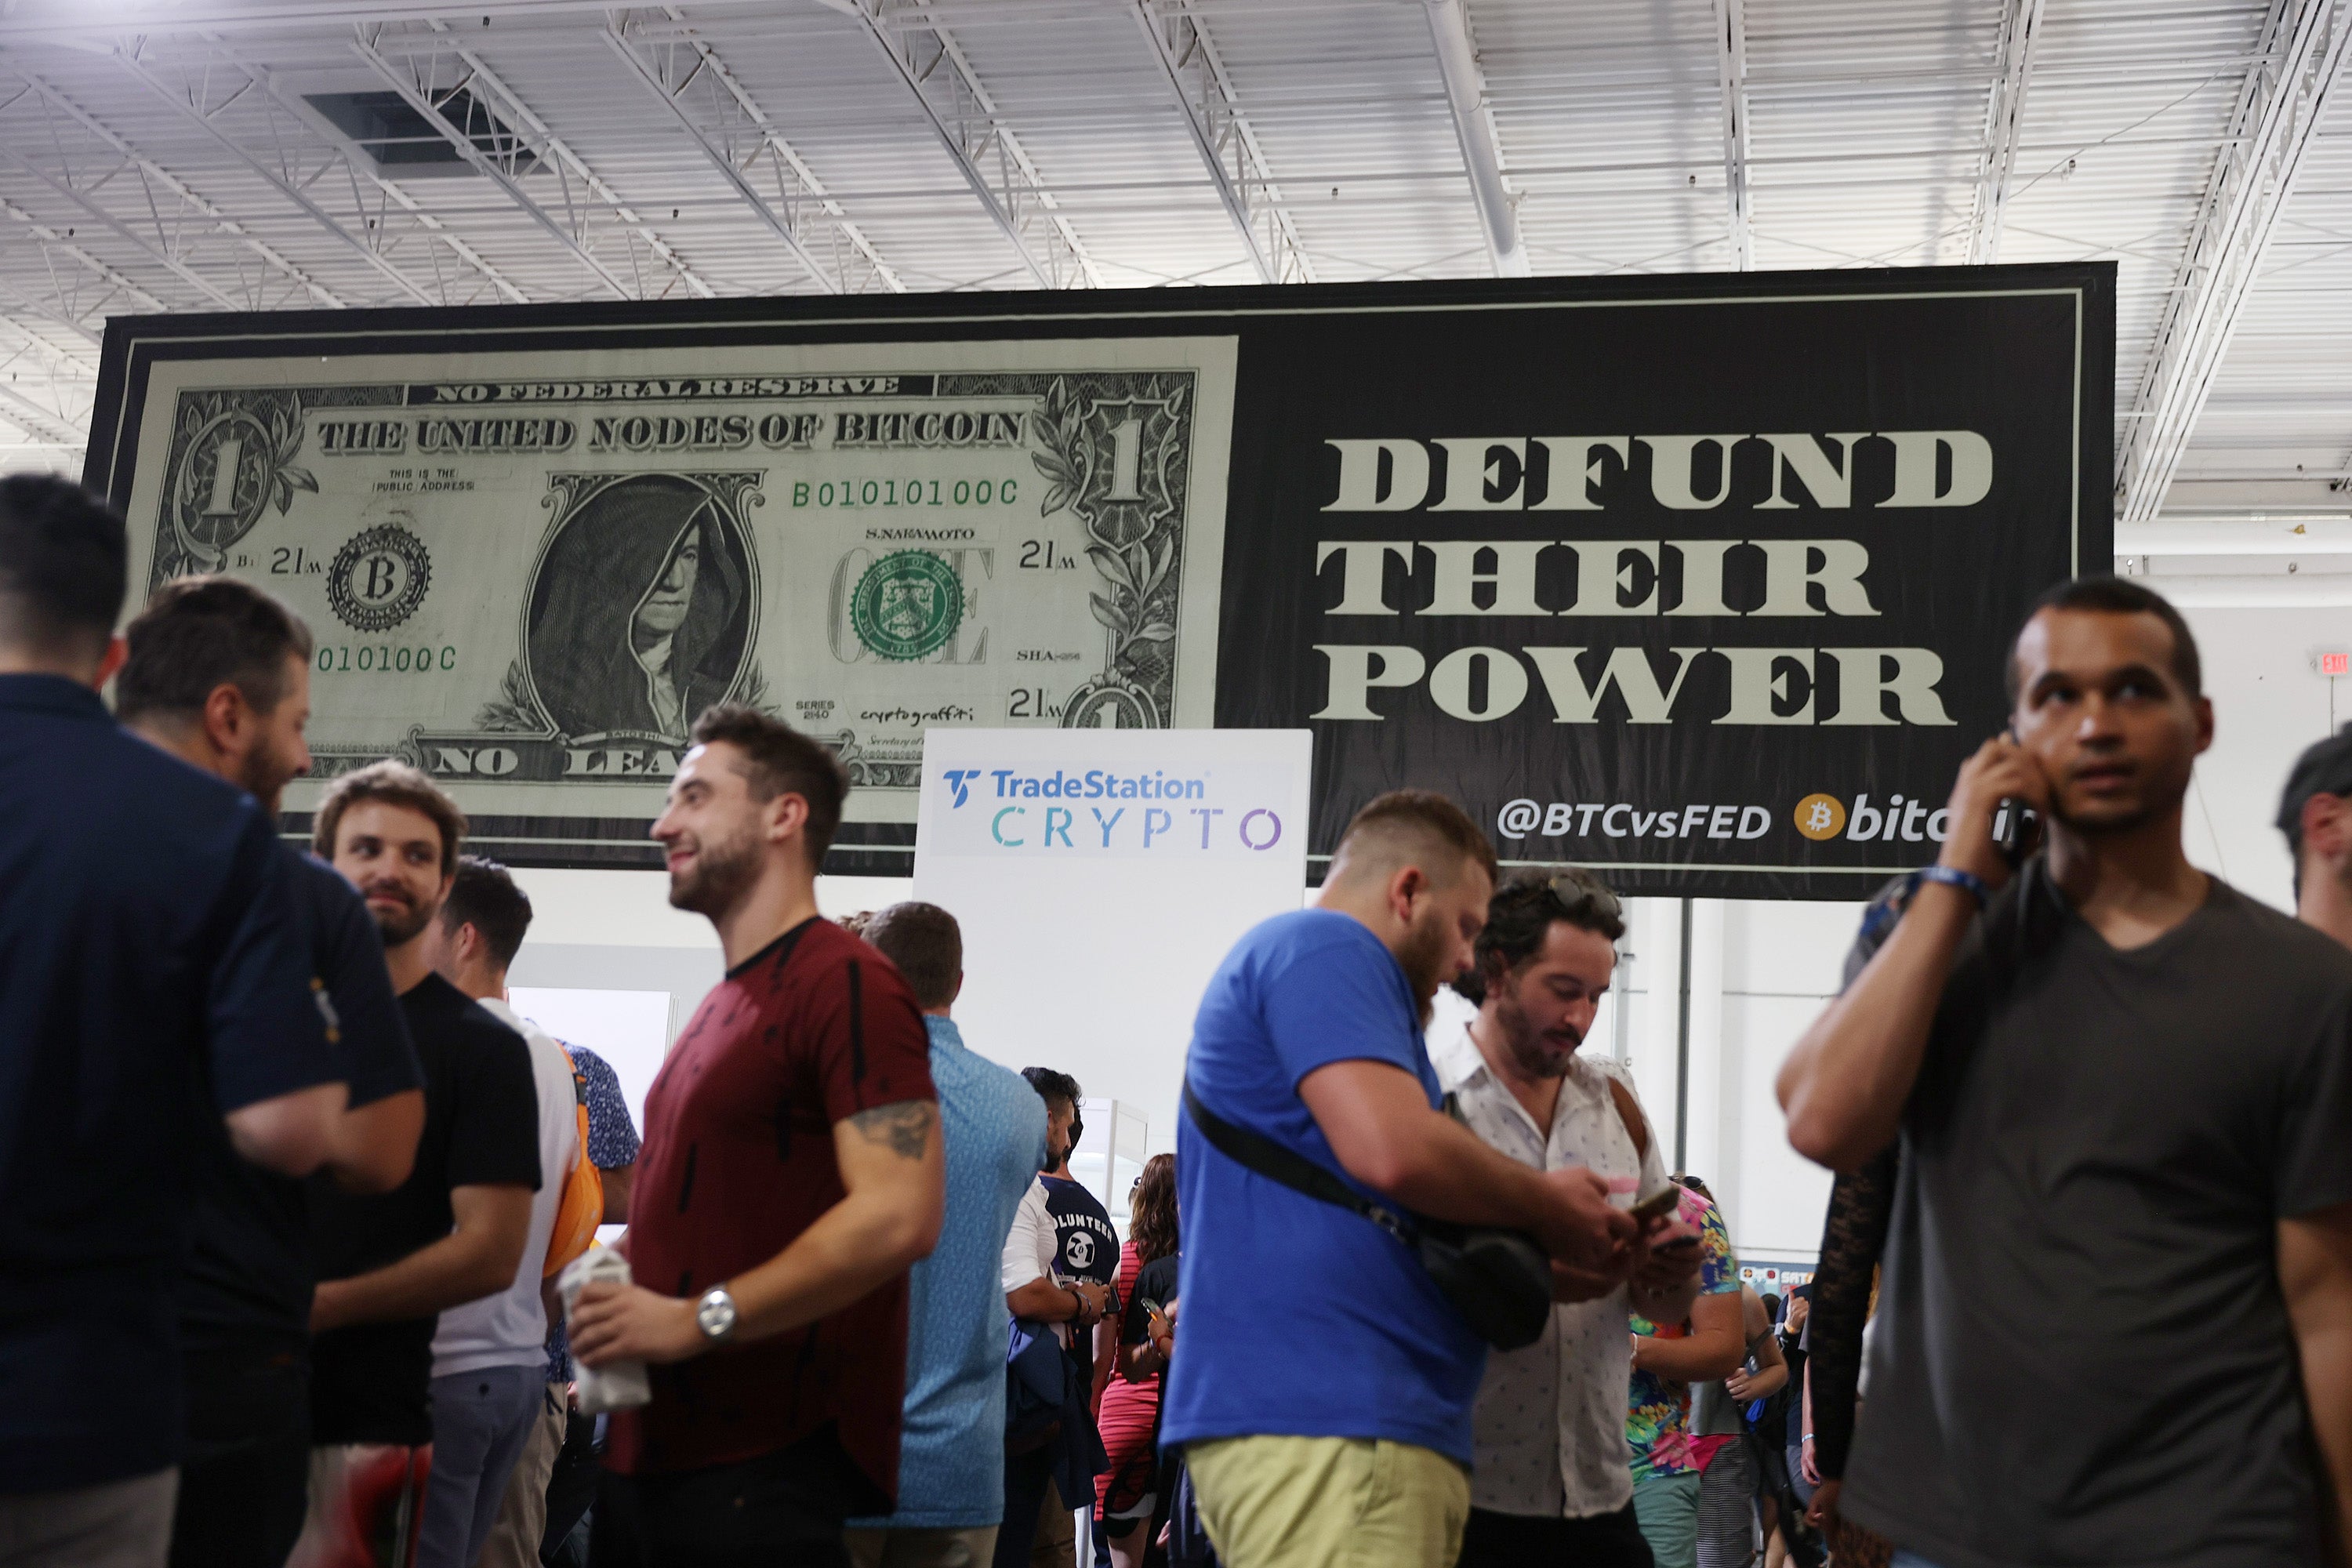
[844,1524,1001,1568]
[1185,1436,1469,1568]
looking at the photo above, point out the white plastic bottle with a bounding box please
[559,1245,653,1414]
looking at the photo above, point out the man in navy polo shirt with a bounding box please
[116,575,428,1568]
[0,475,348,1567]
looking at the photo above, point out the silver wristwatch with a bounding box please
[695,1284,739,1343]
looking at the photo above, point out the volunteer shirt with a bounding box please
[178,849,423,1353]
[607,917,936,1508]
[433,998,579,1378]
[310,973,542,1446]
[850,1014,1048,1530]
[1164,909,1486,1465]
[1843,862,2352,1568]
[1041,1174,1118,1290]
[0,675,330,1493]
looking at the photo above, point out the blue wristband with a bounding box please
[1913,864,1989,907]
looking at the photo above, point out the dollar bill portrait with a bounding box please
[524,473,757,744]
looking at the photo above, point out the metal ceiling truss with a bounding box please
[0,194,172,317]
[2115,0,2352,524]
[0,267,110,352]
[602,11,901,295]
[1968,0,2045,266]
[199,37,530,305]
[112,40,465,308]
[1715,0,1752,270]
[0,68,340,311]
[353,31,629,299]
[1423,0,1529,279]
[0,370,93,448]
[362,20,714,299]
[825,0,1103,289]
[1133,0,1314,285]
[0,310,96,447]
[386,16,710,296]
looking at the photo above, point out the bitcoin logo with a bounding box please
[1793,793,1847,841]
[328,523,432,633]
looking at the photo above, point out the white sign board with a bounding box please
[913,727,1312,1156]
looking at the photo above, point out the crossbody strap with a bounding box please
[1181,1080,1420,1246]
[1604,1075,1651,1161]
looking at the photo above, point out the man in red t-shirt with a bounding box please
[570,705,945,1567]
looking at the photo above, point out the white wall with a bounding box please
[504,870,910,1052]
[495,601,2343,1265]
[2176,604,2348,912]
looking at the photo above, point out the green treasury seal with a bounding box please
[850,550,964,662]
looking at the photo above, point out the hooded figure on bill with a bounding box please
[525,474,754,742]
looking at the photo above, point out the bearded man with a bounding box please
[1163,792,1658,1568]
[1433,869,1713,1568]
[568,704,945,1568]
[296,762,542,1568]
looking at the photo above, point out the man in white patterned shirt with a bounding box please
[1432,868,1700,1568]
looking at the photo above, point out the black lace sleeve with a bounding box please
[1807,1145,1895,1479]
[1805,871,1914,1481]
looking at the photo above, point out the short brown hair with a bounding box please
[862,900,962,1011]
[440,855,533,969]
[312,759,466,875]
[118,575,314,724]
[689,703,849,866]
[1332,789,1497,887]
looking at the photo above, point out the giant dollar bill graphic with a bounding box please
[121,338,1237,833]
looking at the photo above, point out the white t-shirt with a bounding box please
[1433,1022,1670,1520]
[1000,1176,1069,1347]
[431,997,579,1379]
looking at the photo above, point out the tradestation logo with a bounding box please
[939,766,1284,853]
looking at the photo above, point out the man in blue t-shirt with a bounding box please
[1163,789,1643,1568]
[0,477,350,1567]
[845,902,1048,1568]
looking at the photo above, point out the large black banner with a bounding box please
[1218,267,2113,898]
[88,264,2109,895]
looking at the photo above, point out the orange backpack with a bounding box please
[541,1044,604,1279]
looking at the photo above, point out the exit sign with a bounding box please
[2325,652,2350,677]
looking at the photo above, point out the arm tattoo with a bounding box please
[849,1099,935,1160]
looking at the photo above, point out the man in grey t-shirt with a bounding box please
[1777,576,2352,1568]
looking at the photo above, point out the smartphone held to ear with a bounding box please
[1991,728,2042,865]
[1991,797,2040,865]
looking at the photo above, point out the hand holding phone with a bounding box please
[1629,1185,1681,1227]
[1940,731,2051,889]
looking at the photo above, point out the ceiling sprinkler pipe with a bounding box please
[1425,0,1530,279]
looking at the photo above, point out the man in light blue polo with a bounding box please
[846,902,1049,1568]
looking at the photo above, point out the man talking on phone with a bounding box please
[1777,577,2352,1568]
